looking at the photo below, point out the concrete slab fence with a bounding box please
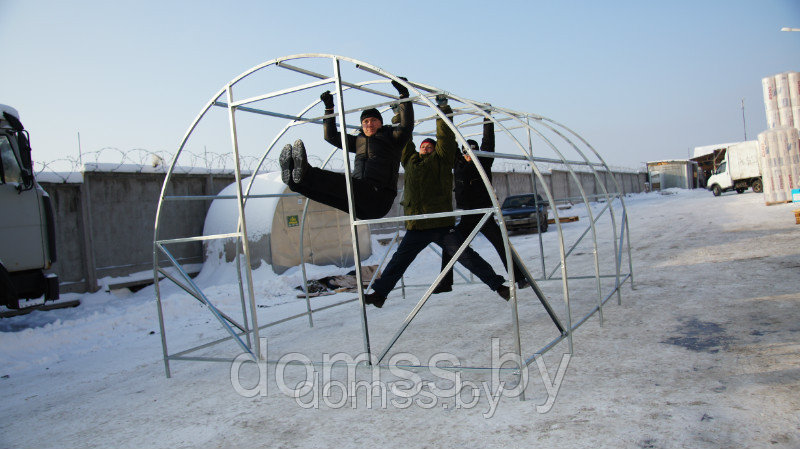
[40,168,645,293]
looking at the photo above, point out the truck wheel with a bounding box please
[736,188,745,194]
[0,264,20,309]
[752,179,763,193]
[712,185,721,197]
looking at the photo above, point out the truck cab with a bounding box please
[707,161,733,195]
[0,104,59,308]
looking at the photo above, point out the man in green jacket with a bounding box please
[364,96,510,308]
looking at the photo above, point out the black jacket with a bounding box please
[453,118,494,209]
[323,101,414,192]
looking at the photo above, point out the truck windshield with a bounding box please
[0,135,22,184]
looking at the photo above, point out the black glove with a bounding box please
[391,76,409,99]
[435,94,448,108]
[320,91,334,109]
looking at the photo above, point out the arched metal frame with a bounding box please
[152,54,634,398]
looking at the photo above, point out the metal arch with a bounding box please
[153,54,633,390]
[508,112,622,333]
[153,55,420,373]
[421,97,631,336]
[452,99,598,354]
[398,89,614,377]
[153,82,232,377]
[434,95,571,358]
[409,93,631,359]
[514,117,613,325]
[453,106,634,361]
[488,104,634,289]
[524,117,622,322]
[538,117,635,297]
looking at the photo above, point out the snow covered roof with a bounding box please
[647,159,697,166]
[36,171,84,184]
[0,104,20,120]
[35,162,252,184]
[83,162,250,175]
[692,141,752,159]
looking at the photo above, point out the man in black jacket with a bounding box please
[279,80,414,219]
[434,110,528,293]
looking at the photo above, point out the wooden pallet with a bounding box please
[548,216,579,224]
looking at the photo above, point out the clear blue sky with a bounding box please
[1,0,799,169]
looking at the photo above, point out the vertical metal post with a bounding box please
[617,211,628,302]
[153,244,171,378]
[527,117,546,278]
[621,209,633,294]
[299,198,314,327]
[226,84,262,359]
[79,172,98,292]
[234,250,252,347]
[332,57,372,361]
[398,226,406,298]
[222,170,253,347]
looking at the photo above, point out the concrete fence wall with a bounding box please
[42,171,237,293]
[41,168,645,293]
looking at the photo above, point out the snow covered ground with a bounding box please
[1,189,799,448]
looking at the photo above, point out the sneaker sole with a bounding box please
[292,140,307,184]
[279,144,293,184]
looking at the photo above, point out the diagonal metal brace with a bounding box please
[157,243,254,358]
[510,245,566,334]
[156,268,247,333]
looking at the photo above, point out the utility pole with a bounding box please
[77,131,83,167]
[741,98,747,141]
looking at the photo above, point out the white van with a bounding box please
[706,141,763,196]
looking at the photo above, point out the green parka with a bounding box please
[399,105,457,230]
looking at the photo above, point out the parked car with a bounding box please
[500,193,549,233]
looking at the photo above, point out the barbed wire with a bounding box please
[33,147,346,183]
[34,147,637,183]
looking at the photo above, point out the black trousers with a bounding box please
[288,166,396,220]
[371,226,504,297]
[439,214,526,288]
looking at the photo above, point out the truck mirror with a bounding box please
[18,131,33,171]
[17,167,34,192]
